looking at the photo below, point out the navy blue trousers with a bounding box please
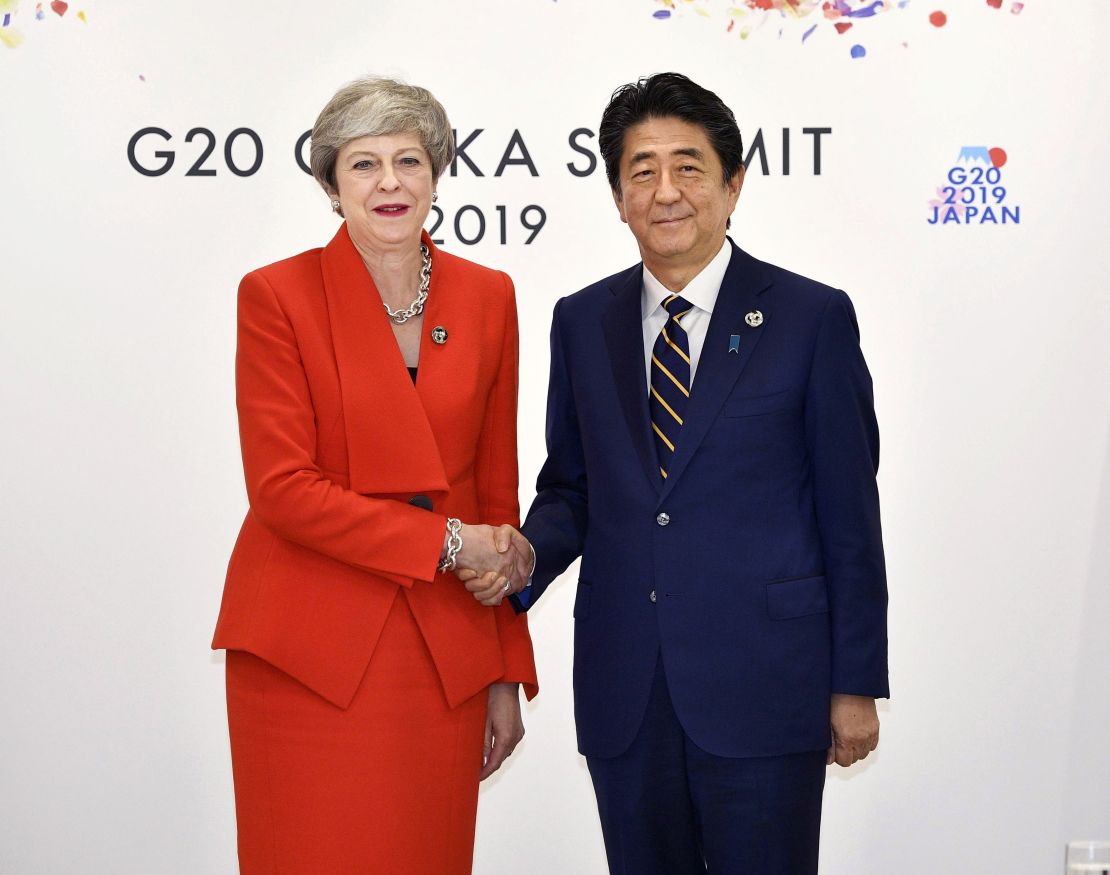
[586,658,826,875]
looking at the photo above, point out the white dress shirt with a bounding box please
[641,238,732,391]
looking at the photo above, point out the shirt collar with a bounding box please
[641,237,733,321]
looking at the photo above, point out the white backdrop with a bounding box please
[3,1,1109,872]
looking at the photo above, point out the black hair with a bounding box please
[598,72,744,195]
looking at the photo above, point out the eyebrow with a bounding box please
[629,146,706,163]
[346,147,422,159]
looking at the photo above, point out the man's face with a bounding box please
[612,116,743,272]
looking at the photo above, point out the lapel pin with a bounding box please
[728,335,741,354]
[431,326,448,345]
[745,310,764,328]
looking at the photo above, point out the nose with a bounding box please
[654,169,681,204]
[377,165,401,192]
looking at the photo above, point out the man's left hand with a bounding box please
[828,694,879,767]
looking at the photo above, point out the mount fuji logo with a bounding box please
[928,146,1021,226]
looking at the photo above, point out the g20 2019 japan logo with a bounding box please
[928,146,1020,226]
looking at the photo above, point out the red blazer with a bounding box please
[212,225,537,709]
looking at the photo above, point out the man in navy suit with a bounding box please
[488,72,888,873]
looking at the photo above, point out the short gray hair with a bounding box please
[309,77,455,191]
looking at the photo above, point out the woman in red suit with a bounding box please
[211,77,538,874]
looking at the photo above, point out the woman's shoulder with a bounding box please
[433,247,514,299]
[236,248,328,318]
[244,246,325,288]
[233,248,329,333]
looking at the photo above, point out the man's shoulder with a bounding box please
[749,251,847,313]
[554,262,640,320]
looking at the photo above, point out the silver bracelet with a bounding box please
[438,518,463,572]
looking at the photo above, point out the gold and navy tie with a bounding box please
[649,294,693,481]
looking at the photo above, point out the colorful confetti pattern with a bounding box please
[648,0,1026,56]
[1,0,90,49]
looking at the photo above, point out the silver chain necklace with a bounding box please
[383,244,432,325]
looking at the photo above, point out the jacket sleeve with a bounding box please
[474,273,538,699]
[514,296,590,612]
[804,289,890,698]
[236,269,446,586]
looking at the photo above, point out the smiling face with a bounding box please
[331,131,434,255]
[613,116,743,279]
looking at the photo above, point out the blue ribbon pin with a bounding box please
[728,335,741,354]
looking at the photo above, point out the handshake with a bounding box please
[443,523,534,607]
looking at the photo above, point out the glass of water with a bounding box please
[1067,841,1110,874]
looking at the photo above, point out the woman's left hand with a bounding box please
[480,682,524,781]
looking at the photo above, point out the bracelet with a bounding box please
[437,518,463,572]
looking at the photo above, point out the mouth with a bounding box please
[653,215,692,225]
[373,204,410,216]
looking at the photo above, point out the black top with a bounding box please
[407,366,418,384]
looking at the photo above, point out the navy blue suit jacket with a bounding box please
[515,240,889,759]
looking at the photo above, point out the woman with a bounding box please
[211,77,538,874]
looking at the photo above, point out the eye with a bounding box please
[633,168,653,179]
[352,159,375,170]
[400,156,421,166]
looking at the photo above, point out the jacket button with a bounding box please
[656,512,670,527]
[649,590,657,603]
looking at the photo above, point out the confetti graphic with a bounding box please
[0,0,92,48]
[646,0,1027,53]
[0,0,21,47]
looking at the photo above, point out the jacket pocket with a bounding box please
[765,574,829,620]
[573,580,593,619]
[723,389,796,419]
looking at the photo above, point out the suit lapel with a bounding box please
[601,264,661,492]
[658,242,773,503]
[320,225,449,497]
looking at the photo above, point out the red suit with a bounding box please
[212,225,537,874]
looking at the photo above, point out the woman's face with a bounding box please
[332,131,434,254]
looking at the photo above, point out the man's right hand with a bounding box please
[453,524,533,606]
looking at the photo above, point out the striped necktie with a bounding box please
[649,294,693,482]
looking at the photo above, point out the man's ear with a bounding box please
[727,165,744,208]
[611,186,629,225]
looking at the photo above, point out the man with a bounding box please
[474,72,889,873]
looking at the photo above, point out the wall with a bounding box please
[2,1,1108,872]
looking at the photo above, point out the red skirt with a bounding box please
[226,592,489,874]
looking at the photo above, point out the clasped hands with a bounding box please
[450,524,533,606]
